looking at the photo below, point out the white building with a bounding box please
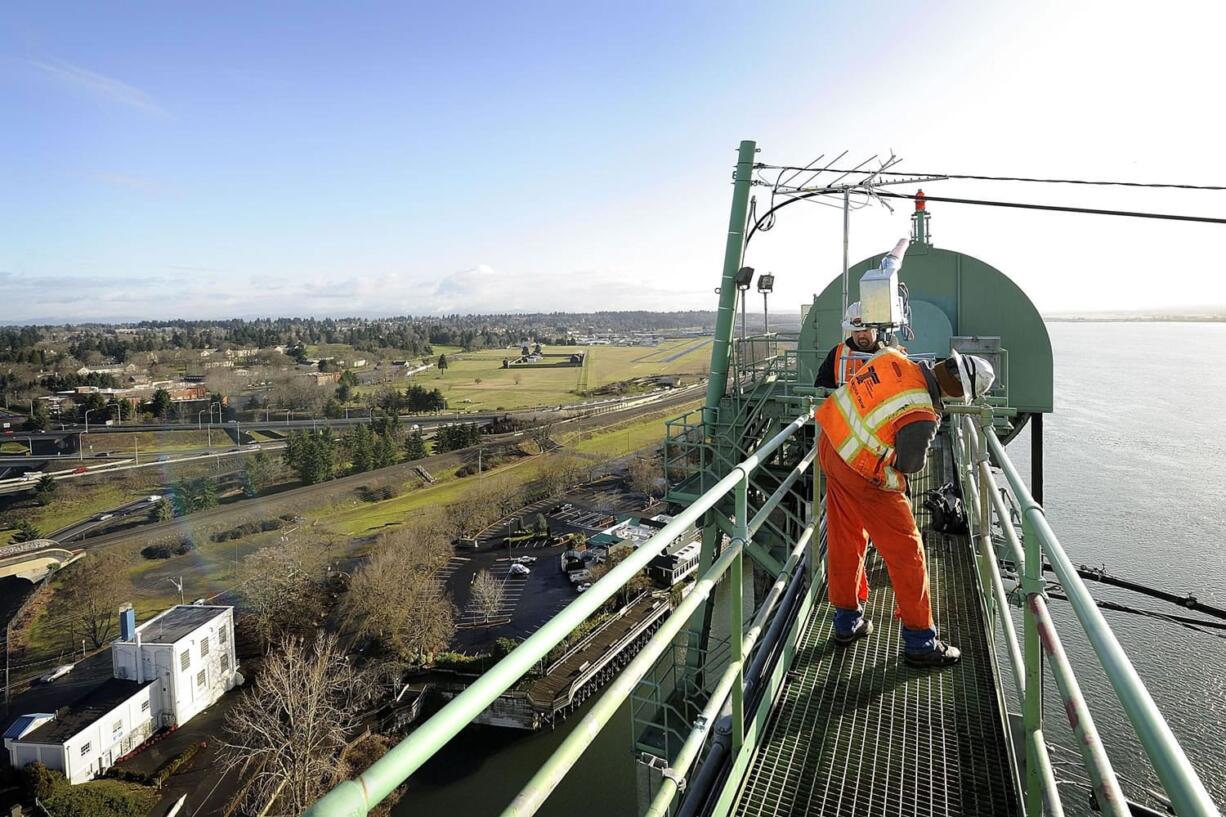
[3,604,240,785]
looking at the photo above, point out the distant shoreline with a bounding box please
[1044,316,1226,323]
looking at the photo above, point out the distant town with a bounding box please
[0,310,728,817]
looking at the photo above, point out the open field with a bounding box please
[314,399,696,537]
[78,429,218,456]
[356,339,710,411]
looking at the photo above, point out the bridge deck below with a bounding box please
[730,528,1020,817]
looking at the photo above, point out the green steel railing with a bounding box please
[949,406,1220,817]
[304,410,815,817]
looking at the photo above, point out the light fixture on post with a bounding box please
[735,266,755,342]
[757,273,775,335]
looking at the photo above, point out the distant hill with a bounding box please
[1044,308,1226,323]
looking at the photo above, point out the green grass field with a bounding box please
[0,482,144,544]
[356,339,710,412]
[80,430,218,457]
[315,399,698,536]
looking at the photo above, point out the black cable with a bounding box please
[743,184,1226,252]
[755,164,1226,191]
[873,191,1226,225]
[1047,591,1226,640]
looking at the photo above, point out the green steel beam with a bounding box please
[703,139,757,429]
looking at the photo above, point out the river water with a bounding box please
[394,322,1226,815]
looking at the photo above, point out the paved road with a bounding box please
[49,497,163,543]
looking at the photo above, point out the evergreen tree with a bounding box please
[373,432,397,469]
[149,388,173,420]
[26,401,50,432]
[284,429,338,485]
[148,497,173,523]
[437,353,448,374]
[241,452,278,498]
[11,519,43,543]
[404,429,428,461]
[35,474,57,505]
[347,424,375,474]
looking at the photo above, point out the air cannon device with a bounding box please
[858,238,909,330]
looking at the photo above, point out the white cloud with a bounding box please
[28,58,168,117]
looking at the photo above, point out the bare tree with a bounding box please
[627,456,661,499]
[471,570,505,625]
[236,538,329,652]
[346,548,456,660]
[529,422,554,453]
[222,633,365,817]
[52,549,134,648]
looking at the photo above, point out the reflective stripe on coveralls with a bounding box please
[832,343,866,386]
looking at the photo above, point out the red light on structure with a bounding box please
[915,189,926,211]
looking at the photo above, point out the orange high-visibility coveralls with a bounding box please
[814,348,938,631]
[818,434,933,630]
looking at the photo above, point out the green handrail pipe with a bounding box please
[305,410,810,817]
[985,429,1220,817]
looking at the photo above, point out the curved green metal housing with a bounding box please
[798,241,1054,415]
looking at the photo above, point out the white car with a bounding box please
[39,664,75,684]
[509,563,531,577]
[146,495,163,503]
[577,583,592,593]
[513,556,537,564]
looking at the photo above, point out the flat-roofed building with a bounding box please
[3,604,240,784]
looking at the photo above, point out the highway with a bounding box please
[0,385,702,496]
[47,496,164,543]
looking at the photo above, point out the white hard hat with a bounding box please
[943,351,996,403]
[841,302,865,333]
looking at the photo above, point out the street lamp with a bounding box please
[757,273,775,335]
[83,408,100,434]
[197,409,208,430]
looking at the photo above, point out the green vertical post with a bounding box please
[1022,510,1045,817]
[731,474,748,752]
[703,140,757,429]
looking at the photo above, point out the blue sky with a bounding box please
[3,1,1224,321]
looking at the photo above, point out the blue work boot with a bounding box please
[902,626,961,668]
[833,608,873,646]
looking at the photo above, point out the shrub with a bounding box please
[22,761,58,799]
[149,741,205,787]
[143,535,196,560]
[43,777,157,817]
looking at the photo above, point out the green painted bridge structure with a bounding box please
[304,142,1218,817]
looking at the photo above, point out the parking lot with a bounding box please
[444,477,659,652]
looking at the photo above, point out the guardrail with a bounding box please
[948,406,1219,817]
[304,409,816,817]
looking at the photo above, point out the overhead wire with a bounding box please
[872,191,1226,225]
[754,165,1226,191]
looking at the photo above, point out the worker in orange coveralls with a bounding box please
[814,347,995,667]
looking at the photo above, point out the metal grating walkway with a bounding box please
[731,530,1020,817]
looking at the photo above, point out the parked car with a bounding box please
[513,556,537,564]
[38,664,75,684]
[509,563,531,577]
[577,583,592,593]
